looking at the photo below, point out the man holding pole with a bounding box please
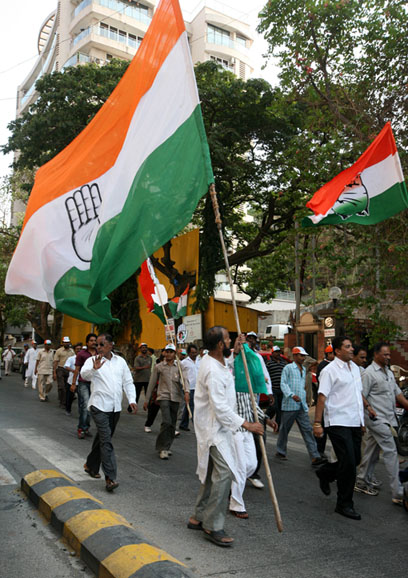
[144,343,189,459]
[187,326,264,547]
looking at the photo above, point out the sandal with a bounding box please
[230,510,249,519]
[84,464,101,479]
[203,529,234,547]
[187,519,203,530]
[105,479,119,492]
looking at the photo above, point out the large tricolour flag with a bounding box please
[302,123,408,227]
[6,0,213,323]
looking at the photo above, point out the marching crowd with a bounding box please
[5,327,408,547]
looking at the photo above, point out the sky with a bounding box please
[0,0,275,182]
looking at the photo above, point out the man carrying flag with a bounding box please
[303,123,408,227]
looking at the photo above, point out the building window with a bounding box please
[210,55,234,72]
[207,24,232,48]
[236,35,247,49]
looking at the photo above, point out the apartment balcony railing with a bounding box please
[74,0,152,26]
[73,25,142,50]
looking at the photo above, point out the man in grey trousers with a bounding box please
[355,342,408,504]
[187,327,264,547]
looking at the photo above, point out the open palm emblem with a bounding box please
[332,174,370,221]
[65,183,102,262]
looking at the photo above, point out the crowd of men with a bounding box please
[6,327,408,546]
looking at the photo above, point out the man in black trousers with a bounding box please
[313,336,369,520]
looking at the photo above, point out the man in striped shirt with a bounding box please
[266,346,287,428]
[276,346,326,466]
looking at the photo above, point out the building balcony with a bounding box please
[73,0,152,28]
[72,25,141,57]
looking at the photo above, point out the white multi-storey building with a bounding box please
[17,0,254,116]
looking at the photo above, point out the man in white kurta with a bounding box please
[24,342,39,389]
[188,326,264,547]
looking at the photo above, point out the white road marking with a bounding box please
[0,463,17,485]
[3,429,98,482]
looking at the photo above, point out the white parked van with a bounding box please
[263,324,291,341]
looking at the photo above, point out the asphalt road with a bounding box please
[0,371,406,577]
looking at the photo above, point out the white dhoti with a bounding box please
[229,430,257,512]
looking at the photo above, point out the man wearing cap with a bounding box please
[24,341,39,389]
[53,337,74,409]
[276,346,325,466]
[266,345,287,429]
[133,343,152,403]
[35,340,54,402]
[144,344,190,459]
[314,336,366,520]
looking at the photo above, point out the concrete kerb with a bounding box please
[21,470,196,578]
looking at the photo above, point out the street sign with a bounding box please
[182,314,202,342]
[324,328,336,337]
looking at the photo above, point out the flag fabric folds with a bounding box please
[302,123,408,227]
[6,0,213,323]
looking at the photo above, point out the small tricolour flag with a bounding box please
[5,0,213,323]
[302,123,408,227]
[139,258,188,324]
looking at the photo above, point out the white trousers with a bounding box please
[229,430,257,512]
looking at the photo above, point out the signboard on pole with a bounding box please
[165,318,175,342]
[182,314,202,342]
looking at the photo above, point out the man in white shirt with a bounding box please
[187,326,264,547]
[81,333,137,492]
[2,345,16,376]
[314,336,369,520]
[179,344,200,431]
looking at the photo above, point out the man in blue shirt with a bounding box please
[276,346,325,466]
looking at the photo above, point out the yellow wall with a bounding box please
[204,297,259,335]
[61,315,93,345]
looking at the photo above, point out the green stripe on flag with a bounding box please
[302,181,408,228]
[54,105,213,323]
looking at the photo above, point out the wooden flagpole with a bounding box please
[209,184,283,532]
[141,244,191,418]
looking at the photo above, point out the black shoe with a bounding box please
[311,457,328,468]
[179,426,190,431]
[335,506,361,520]
[316,470,330,495]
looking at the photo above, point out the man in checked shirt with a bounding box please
[275,346,326,466]
[229,336,277,519]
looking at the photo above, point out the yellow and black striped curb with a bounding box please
[21,470,196,577]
